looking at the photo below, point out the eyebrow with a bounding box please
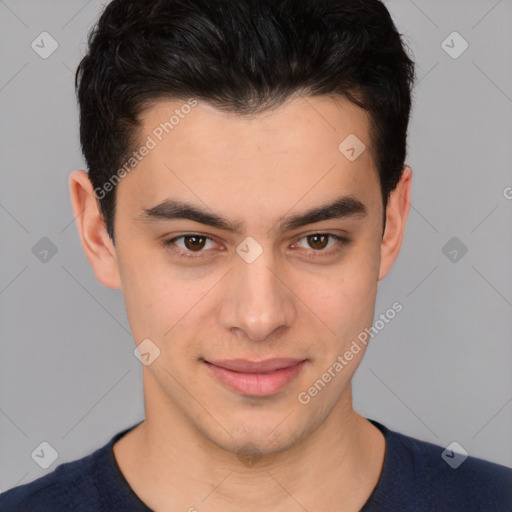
[139,195,367,234]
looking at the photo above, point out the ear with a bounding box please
[378,166,412,281]
[69,170,121,289]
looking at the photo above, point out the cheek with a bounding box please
[308,241,380,343]
[118,249,221,353]
[115,246,176,338]
[117,224,381,348]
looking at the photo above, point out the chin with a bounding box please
[201,413,311,458]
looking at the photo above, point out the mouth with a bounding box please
[202,358,307,397]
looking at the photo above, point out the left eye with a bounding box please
[294,233,346,251]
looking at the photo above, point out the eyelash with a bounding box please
[162,232,351,260]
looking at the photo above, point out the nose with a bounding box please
[218,247,296,343]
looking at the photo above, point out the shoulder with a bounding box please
[0,435,115,512]
[365,420,512,512]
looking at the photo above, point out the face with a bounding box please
[72,94,411,456]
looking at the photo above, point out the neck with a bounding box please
[113,382,385,512]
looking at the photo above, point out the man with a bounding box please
[1,0,511,510]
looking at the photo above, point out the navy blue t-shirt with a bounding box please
[1,419,511,511]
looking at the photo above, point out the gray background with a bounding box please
[1,0,511,493]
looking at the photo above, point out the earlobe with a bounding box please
[378,166,412,281]
[69,170,122,289]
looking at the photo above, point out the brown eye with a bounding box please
[183,235,207,251]
[164,234,217,257]
[306,234,329,250]
[293,233,351,256]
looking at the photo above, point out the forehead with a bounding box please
[138,94,373,164]
[116,94,381,223]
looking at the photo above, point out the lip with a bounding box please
[203,358,307,396]
[207,358,305,373]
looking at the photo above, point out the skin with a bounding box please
[70,94,412,512]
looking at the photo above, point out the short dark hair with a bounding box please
[76,0,415,242]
